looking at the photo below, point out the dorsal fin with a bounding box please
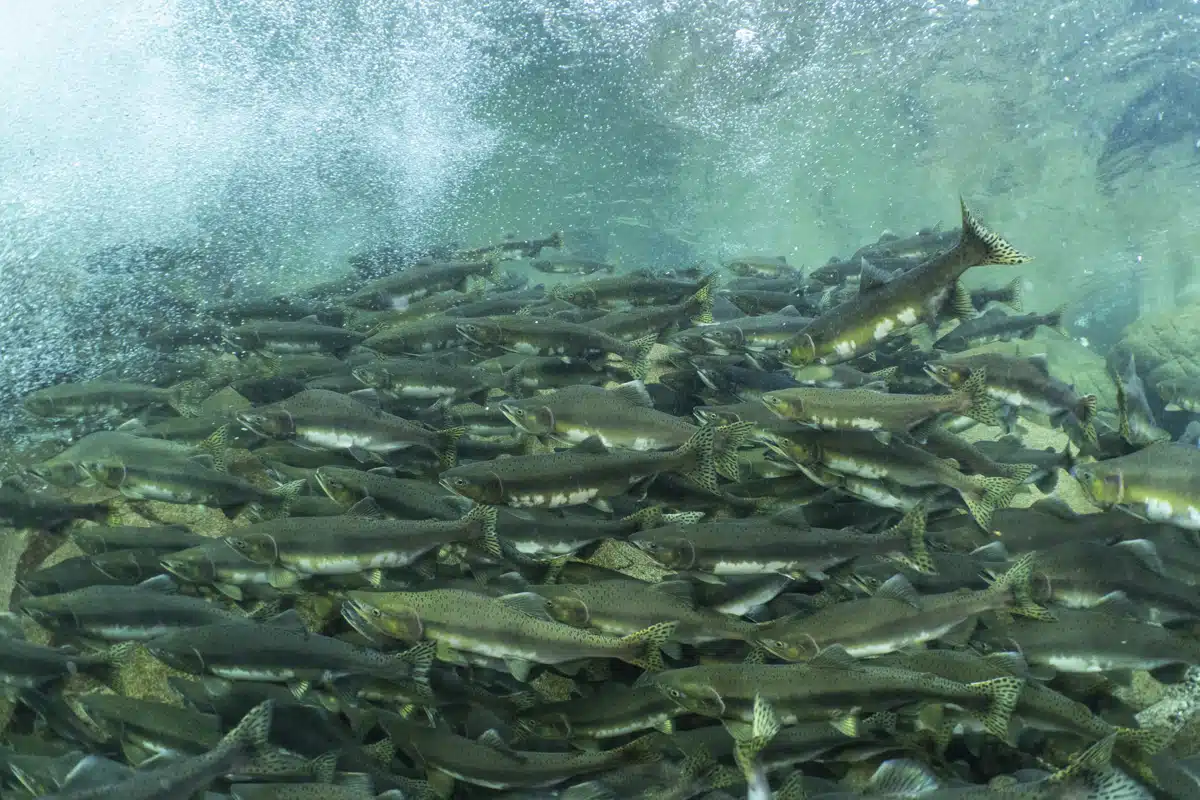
[809,645,860,670]
[345,497,385,519]
[858,259,892,293]
[866,760,939,795]
[1027,353,1051,375]
[874,574,921,608]
[969,541,1011,562]
[263,609,308,631]
[1031,497,1078,520]
[575,436,609,454]
[298,315,322,324]
[610,380,654,408]
[650,580,696,606]
[769,506,810,528]
[776,304,802,317]
[1114,539,1166,576]
[497,592,556,622]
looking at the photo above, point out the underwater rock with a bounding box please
[1111,302,1200,393]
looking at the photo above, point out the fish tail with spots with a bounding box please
[713,421,755,482]
[986,552,1055,620]
[955,368,999,427]
[463,503,501,558]
[436,426,467,469]
[166,379,208,419]
[1005,277,1024,312]
[627,334,659,380]
[960,474,1022,531]
[620,505,670,530]
[688,274,719,325]
[1074,395,1099,443]
[966,675,1025,740]
[619,621,679,671]
[959,199,1031,267]
[677,424,721,494]
[887,503,936,575]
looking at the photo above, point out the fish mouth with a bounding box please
[350,367,377,387]
[497,403,531,433]
[455,324,487,347]
[922,363,951,387]
[340,601,384,642]
[234,411,267,436]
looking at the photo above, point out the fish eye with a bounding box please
[451,477,469,487]
[667,688,684,699]
[369,607,383,619]
[510,408,525,418]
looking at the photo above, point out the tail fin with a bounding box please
[619,621,678,671]
[627,334,658,380]
[998,462,1035,482]
[1048,734,1149,797]
[678,424,720,494]
[713,421,754,482]
[620,505,666,531]
[462,504,501,558]
[251,479,306,520]
[867,366,900,384]
[1004,278,1024,312]
[688,275,718,325]
[966,676,1024,740]
[436,426,467,469]
[961,475,1021,531]
[884,504,935,575]
[220,700,274,755]
[167,380,206,419]
[393,640,436,694]
[987,552,1054,620]
[1046,303,1068,336]
[200,425,231,473]
[1075,395,1098,444]
[958,199,1032,267]
[612,732,669,766]
[956,368,999,427]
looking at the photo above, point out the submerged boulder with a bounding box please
[1110,302,1200,391]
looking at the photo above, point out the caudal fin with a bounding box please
[956,368,999,427]
[966,675,1024,740]
[1046,303,1068,336]
[620,621,679,671]
[713,421,754,482]
[221,700,274,754]
[998,462,1035,482]
[436,426,467,469]
[1049,734,1150,797]
[1075,396,1099,444]
[987,552,1055,620]
[678,424,720,494]
[1004,278,1024,312]
[961,474,1021,531]
[463,504,501,558]
[167,379,206,419]
[688,274,718,325]
[627,334,658,380]
[959,199,1032,267]
[886,504,935,575]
